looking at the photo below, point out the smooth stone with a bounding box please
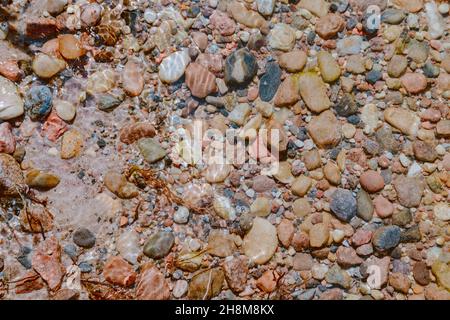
[307,110,341,148]
[315,13,344,39]
[384,107,420,136]
[86,69,116,94]
[54,100,76,121]
[32,53,66,79]
[298,72,331,112]
[360,170,384,193]
[337,36,363,56]
[174,206,190,224]
[122,61,144,97]
[228,103,251,125]
[250,197,271,217]
[256,0,275,16]
[25,169,60,190]
[104,171,139,199]
[325,265,351,289]
[158,50,190,84]
[345,55,365,74]
[0,75,24,120]
[0,154,24,197]
[393,0,423,13]
[213,196,236,220]
[143,231,175,259]
[173,280,188,298]
[274,76,300,107]
[243,217,278,265]
[387,55,407,78]
[330,188,357,222]
[356,189,374,221]
[335,93,358,117]
[393,176,424,208]
[228,1,269,33]
[273,162,295,184]
[298,0,329,17]
[136,264,170,300]
[0,122,15,154]
[80,3,102,27]
[434,203,450,221]
[381,9,405,24]
[24,85,52,120]
[207,230,236,258]
[259,62,281,102]
[401,73,427,94]
[188,268,224,300]
[58,34,84,60]
[185,63,217,98]
[373,195,394,218]
[303,149,321,170]
[292,198,311,218]
[116,230,140,264]
[317,51,341,83]
[204,164,232,183]
[324,162,341,185]
[267,23,296,52]
[73,228,96,248]
[425,2,445,39]
[291,175,312,196]
[407,40,429,64]
[413,140,438,162]
[137,138,167,163]
[209,10,236,36]
[309,223,329,248]
[278,50,307,72]
[60,130,83,159]
[372,226,401,251]
[224,48,258,87]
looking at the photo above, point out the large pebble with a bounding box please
[137,138,167,163]
[384,107,420,136]
[259,62,281,102]
[0,153,24,197]
[25,169,60,190]
[32,53,66,79]
[0,122,15,154]
[0,75,24,120]
[143,231,175,259]
[188,268,224,300]
[307,110,341,148]
[278,50,307,73]
[317,51,341,83]
[298,0,329,17]
[372,226,401,251]
[243,217,277,265]
[136,264,170,300]
[58,34,84,60]
[122,61,144,97]
[316,13,344,39]
[185,63,217,98]
[224,48,257,86]
[298,72,331,112]
[267,23,296,52]
[330,188,357,222]
[158,50,190,84]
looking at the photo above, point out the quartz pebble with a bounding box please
[243,217,278,265]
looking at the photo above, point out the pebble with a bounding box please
[188,268,224,300]
[185,63,217,98]
[278,50,307,73]
[425,2,445,39]
[58,34,84,60]
[309,223,329,248]
[372,226,401,251]
[104,171,138,199]
[243,217,278,265]
[413,140,438,163]
[299,72,331,112]
[73,228,96,249]
[401,73,428,94]
[137,138,167,163]
[330,188,357,222]
[250,197,271,217]
[433,203,449,221]
[0,75,24,120]
[173,280,189,298]
[174,206,190,224]
[360,170,384,193]
[159,50,190,83]
[116,230,140,264]
[136,264,170,300]
[337,36,363,56]
[373,195,394,218]
[143,231,175,259]
[356,189,374,221]
[209,10,236,36]
[256,0,275,16]
[393,176,424,208]
[259,62,281,102]
[207,230,236,258]
[32,53,66,79]
[103,256,136,287]
[122,61,144,97]
[223,256,248,293]
[60,130,83,159]
[315,13,344,39]
[291,175,312,196]
[325,265,351,288]
[317,51,341,83]
[24,85,52,120]
[54,100,76,122]
[25,169,60,190]
[0,122,15,154]
[224,48,257,86]
[274,76,300,107]
[307,110,341,148]
[268,23,296,52]
[298,0,329,17]
[384,107,420,136]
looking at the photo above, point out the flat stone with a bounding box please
[337,36,363,56]
[372,226,401,251]
[158,50,190,84]
[143,231,175,259]
[274,76,300,107]
[137,138,167,163]
[223,256,248,293]
[0,75,24,120]
[298,0,329,17]
[387,55,407,78]
[122,61,144,97]
[207,229,236,257]
[401,73,428,94]
[357,189,374,221]
[309,223,329,248]
[315,13,344,39]
[360,170,384,193]
[317,51,341,83]
[188,268,224,300]
[393,175,424,208]
[268,23,296,52]
[185,63,217,98]
[413,140,438,162]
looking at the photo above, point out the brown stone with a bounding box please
[185,63,217,98]
[307,110,341,148]
[315,13,345,39]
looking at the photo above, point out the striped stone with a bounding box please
[185,63,217,98]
